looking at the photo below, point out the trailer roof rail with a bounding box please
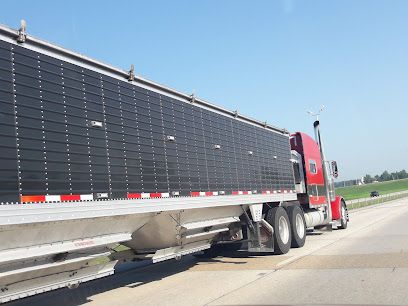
[0,22,288,135]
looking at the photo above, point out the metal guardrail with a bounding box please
[346,190,408,210]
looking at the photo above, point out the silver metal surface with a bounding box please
[313,120,333,221]
[260,218,273,234]
[295,214,305,238]
[0,232,131,265]
[0,259,116,303]
[125,205,244,250]
[16,20,26,43]
[0,193,297,226]
[128,64,135,81]
[249,203,263,222]
[181,217,240,230]
[152,241,211,263]
[278,215,290,244]
[90,120,103,128]
[291,150,306,194]
[341,204,347,224]
[303,209,326,228]
[184,228,229,240]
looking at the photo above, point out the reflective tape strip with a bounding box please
[60,194,81,201]
[45,195,60,202]
[233,191,254,195]
[21,195,46,203]
[128,193,170,199]
[21,194,93,203]
[128,193,142,199]
[191,191,220,197]
[80,194,94,201]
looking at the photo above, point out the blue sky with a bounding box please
[1,0,407,180]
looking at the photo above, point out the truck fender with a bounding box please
[330,196,344,220]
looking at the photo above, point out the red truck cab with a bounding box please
[290,131,347,224]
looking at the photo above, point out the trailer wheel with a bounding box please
[266,207,291,255]
[286,205,306,248]
[339,201,348,229]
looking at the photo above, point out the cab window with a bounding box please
[309,160,317,174]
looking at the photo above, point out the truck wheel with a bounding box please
[286,205,306,248]
[266,207,291,255]
[339,201,348,229]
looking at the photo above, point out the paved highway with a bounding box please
[10,198,408,306]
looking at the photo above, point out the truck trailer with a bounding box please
[0,21,348,303]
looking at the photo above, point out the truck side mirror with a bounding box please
[331,161,338,178]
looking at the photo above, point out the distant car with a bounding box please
[370,191,380,197]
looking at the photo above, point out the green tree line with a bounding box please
[364,169,408,183]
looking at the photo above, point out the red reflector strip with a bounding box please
[60,194,81,201]
[150,193,162,198]
[205,191,214,196]
[127,193,142,199]
[21,195,46,203]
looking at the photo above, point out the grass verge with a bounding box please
[346,191,408,210]
[336,178,408,201]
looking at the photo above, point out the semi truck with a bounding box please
[0,21,348,303]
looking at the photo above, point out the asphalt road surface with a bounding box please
[9,198,408,306]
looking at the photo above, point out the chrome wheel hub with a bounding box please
[295,214,305,238]
[278,215,290,244]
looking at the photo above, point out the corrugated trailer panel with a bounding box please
[0,39,295,204]
[0,40,19,203]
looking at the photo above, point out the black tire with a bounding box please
[266,207,291,255]
[286,205,306,248]
[339,201,348,229]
